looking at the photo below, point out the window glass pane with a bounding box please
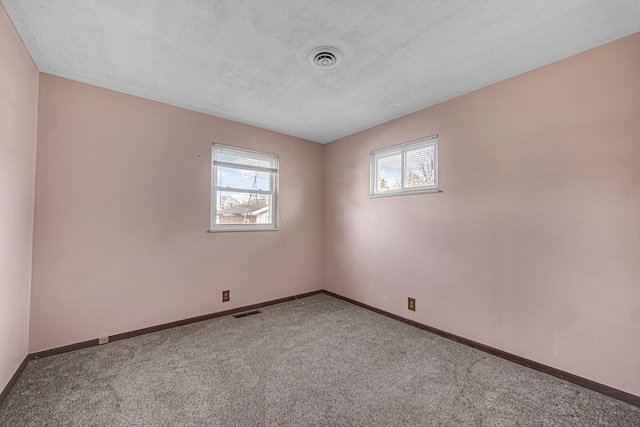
[215,191,272,225]
[377,154,402,191]
[211,144,278,230]
[405,144,435,188]
[216,150,274,169]
[217,166,272,191]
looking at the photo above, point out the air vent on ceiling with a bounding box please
[308,46,342,69]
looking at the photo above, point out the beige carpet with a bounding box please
[1,294,638,426]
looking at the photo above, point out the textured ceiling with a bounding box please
[3,1,640,143]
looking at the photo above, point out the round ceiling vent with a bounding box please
[308,46,342,69]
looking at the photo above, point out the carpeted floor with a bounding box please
[1,294,639,426]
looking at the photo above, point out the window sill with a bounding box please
[370,189,442,199]
[207,227,279,233]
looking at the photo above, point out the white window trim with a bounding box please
[210,143,279,232]
[370,135,439,197]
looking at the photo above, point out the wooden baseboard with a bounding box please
[29,290,323,360]
[321,290,640,408]
[29,339,99,360]
[0,356,29,406]
[109,290,322,342]
[13,289,639,410]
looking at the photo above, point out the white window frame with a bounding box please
[210,144,279,232]
[370,135,438,197]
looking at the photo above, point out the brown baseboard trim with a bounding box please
[0,356,29,406]
[29,290,323,360]
[21,289,638,409]
[321,290,640,408]
[30,339,99,360]
[110,290,322,342]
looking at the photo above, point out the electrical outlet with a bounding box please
[98,336,109,345]
[222,290,230,302]
[408,297,416,312]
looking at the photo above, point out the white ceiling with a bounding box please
[3,1,640,143]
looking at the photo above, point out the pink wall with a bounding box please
[9,10,640,399]
[30,74,324,352]
[324,33,640,395]
[0,3,39,391]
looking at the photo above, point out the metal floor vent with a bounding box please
[233,310,262,319]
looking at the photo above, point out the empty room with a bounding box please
[1,1,639,425]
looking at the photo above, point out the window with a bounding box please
[370,135,438,197]
[211,144,278,231]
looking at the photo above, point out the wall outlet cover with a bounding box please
[408,297,416,311]
[222,290,230,302]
